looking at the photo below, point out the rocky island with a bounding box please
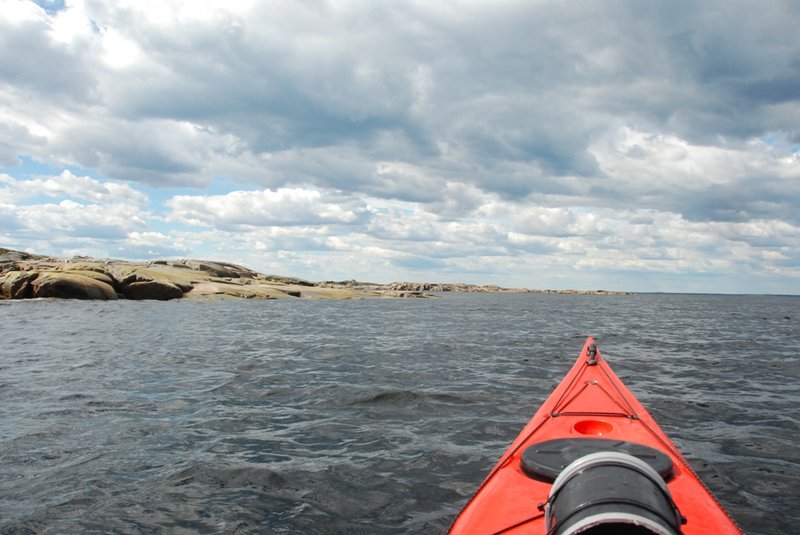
[0,248,632,301]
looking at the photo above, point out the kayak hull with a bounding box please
[449,338,742,535]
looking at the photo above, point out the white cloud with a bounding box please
[48,0,96,46]
[120,230,192,258]
[101,27,143,68]
[9,199,145,237]
[1,0,799,292]
[590,126,800,222]
[166,187,368,229]
[0,170,148,204]
[5,0,45,23]
[0,168,152,253]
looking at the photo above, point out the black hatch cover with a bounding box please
[521,438,674,483]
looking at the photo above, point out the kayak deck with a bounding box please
[449,338,742,534]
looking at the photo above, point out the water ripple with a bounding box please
[1,294,797,533]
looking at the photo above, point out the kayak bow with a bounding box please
[449,337,742,535]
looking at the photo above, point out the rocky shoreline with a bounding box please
[0,248,632,301]
[319,280,631,296]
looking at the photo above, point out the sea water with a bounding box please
[1,293,798,534]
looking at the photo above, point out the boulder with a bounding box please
[60,269,116,287]
[389,282,437,292]
[179,259,261,279]
[0,248,46,265]
[120,280,185,300]
[30,272,118,300]
[119,270,153,286]
[0,271,38,299]
[57,262,115,277]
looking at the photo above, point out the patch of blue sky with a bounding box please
[31,0,66,15]
[759,133,799,155]
[140,172,260,197]
[203,174,263,196]
[2,155,103,181]
[3,155,246,205]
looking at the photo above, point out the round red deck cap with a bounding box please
[573,419,614,436]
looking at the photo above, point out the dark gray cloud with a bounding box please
[55,118,207,186]
[1,1,798,292]
[0,123,46,166]
[9,0,798,207]
[0,10,98,103]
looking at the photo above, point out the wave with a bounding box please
[348,389,475,408]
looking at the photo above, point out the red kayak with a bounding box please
[449,337,742,535]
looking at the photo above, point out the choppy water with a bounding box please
[1,293,798,534]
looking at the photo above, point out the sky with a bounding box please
[1,0,799,294]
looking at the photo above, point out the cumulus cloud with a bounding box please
[166,187,370,229]
[591,127,800,222]
[1,0,799,291]
[3,0,794,196]
[0,170,148,204]
[0,170,152,254]
[120,231,192,258]
[3,199,144,239]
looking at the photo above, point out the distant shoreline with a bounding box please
[0,248,633,301]
[317,280,633,295]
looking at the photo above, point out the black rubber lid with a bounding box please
[521,438,674,483]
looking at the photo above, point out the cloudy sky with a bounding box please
[1,0,799,293]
